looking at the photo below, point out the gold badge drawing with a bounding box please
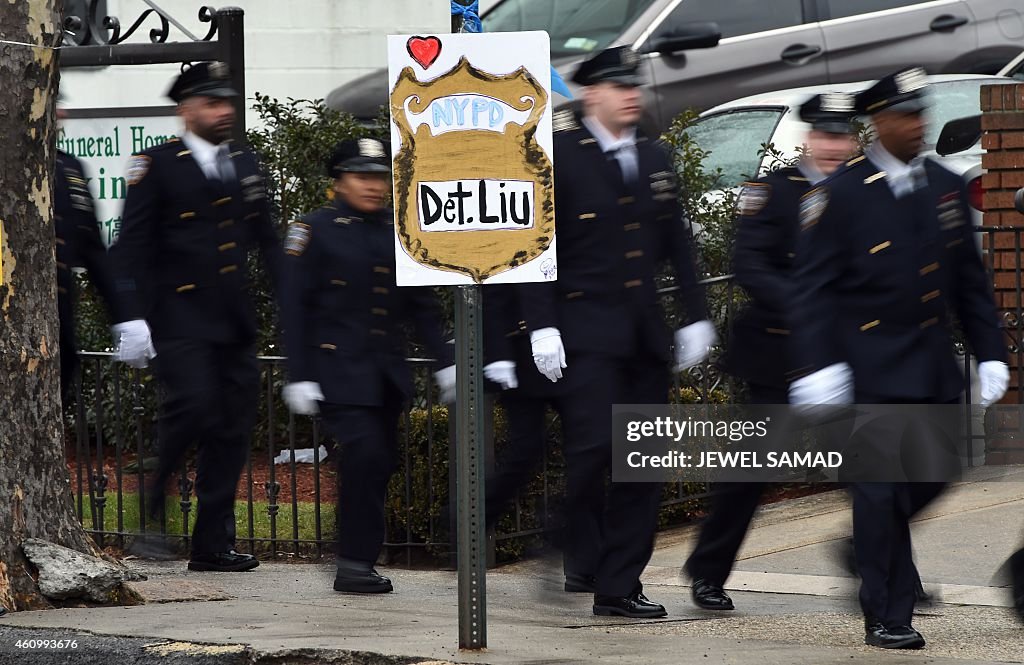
[390,36,554,284]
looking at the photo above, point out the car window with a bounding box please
[822,0,934,20]
[666,0,805,39]
[922,79,985,147]
[688,110,785,189]
[483,0,660,58]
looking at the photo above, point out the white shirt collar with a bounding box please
[797,159,827,186]
[866,142,913,180]
[865,142,928,198]
[181,131,227,178]
[581,116,636,154]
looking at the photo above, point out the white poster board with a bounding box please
[59,110,180,246]
[387,31,556,286]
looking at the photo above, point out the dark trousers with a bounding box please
[851,481,944,626]
[486,392,604,580]
[59,308,77,404]
[563,352,668,597]
[320,399,403,564]
[684,384,784,586]
[850,392,952,627]
[148,339,258,556]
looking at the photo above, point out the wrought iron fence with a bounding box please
[66,240,1023,563]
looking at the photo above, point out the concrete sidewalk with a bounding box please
[3,469,1023,664]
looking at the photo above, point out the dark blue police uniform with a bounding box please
[54,150,119,399]
[792,70,1005,639]
[281,197,451,575]
[516,103,708,604]
[109,63,282,564]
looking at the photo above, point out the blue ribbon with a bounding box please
[551,69,573,100]
[451,0,483,33]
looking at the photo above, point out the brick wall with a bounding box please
[980,83,1024,459]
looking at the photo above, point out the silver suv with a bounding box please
[328,0,1024,131]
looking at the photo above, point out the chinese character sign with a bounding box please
[388,31,556,286]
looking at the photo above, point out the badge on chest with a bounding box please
[937,191,966,230]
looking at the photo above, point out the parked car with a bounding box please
[687,74,1008,222]
[328,0,1024,131]
[998,48,1024,79]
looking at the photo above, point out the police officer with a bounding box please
[684,93,859,611]
[109,61,283,572]
[789,67,1009,648]
[54,102,121,400]
[515,46,715,618]
[280,138,455,594]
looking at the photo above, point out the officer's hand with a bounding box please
[111,319,156,369]
[788,363,854,405]
[673,320,718,372]
[435,365,457,403]
[484,361,518,390]
[979,360,1010,407]
[530,328,566,382]
[282,382,324,415]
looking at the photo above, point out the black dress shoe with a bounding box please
[691,578,734,610]
[1009,547,1024,622]
[593,591,667,618]
[333,568,393,594]
[187,551,259,572]
[564,573,597,593]
[864,621,925,649]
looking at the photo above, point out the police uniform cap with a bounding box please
[855,66,929,115]
[798,92,856,134]
[570,46,646,87]
[327,138,391,178]
[167,61,238,103]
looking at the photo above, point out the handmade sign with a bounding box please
[388,31,556,285]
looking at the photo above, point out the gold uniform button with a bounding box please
[566,291,584,299]
[920,317,939,329]
[218,219,235,229]
[371,307,388,316]
[624,222,641,231]
[578,213,596,220]
[244,212,260,221]
[176,284,196,293]
[320,343,337,350]
[372,286,389,294]
[179,211,196,220]
[625,250,643,259]
[921,290,941,303]
[55,237,66,246]
[218,242,237,252]
[373,266,391,274]
[624,279,643,288]
[869,241,891,254]
[920,262,939,275]
[331,279,347,287]
[213,196,232,206]
[860,320,880,332]
[219,265,238,274]
[618,196,635,205]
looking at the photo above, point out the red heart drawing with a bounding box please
[407,35,442,70]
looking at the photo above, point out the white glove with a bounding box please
[484,361,518,390]
[282,381,324,415]
[788,362,854,405]
[978,360,1009,407]
[435,365,456,403]
[111,319,156,369]
[530,328,566,382]
[674,320,718,371]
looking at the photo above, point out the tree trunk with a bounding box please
[0,0,102,611]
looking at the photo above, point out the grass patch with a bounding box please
[77,492,334,546]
